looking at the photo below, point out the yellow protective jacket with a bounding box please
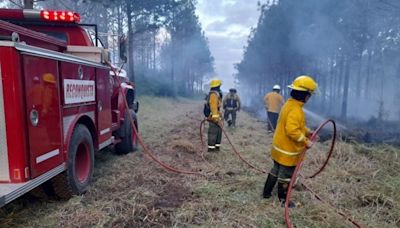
[271,98,311,167]
[208,91,222,121]
[264,92,284,113]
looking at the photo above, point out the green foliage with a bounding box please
[160,0,214,96]
[37,0,214,97]
[135,71,175,97]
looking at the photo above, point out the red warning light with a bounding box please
[40,10,80,23]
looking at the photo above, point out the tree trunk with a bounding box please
[341,58,351,121]
[116,5,123,64]
[355,58,362,97]
[153,31,156,70]
[333,55,343,116]
[364,51,372,99]
[24,0,33,9]
[126,0,135,83]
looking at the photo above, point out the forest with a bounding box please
[236,0,400,123]
[1,1,400,227]
[5,0,214,96]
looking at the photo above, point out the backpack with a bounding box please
[203,94,211,117]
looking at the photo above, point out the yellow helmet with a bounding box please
[43,73,56,84]
[288,75,317,93]
[210,78,222,88]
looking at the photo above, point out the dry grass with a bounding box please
[0,96,399,227]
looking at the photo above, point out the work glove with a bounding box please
[305,140,313,149]
[309,131,320,142]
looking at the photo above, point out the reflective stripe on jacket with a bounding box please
[264,92,284,113]
[271,98,311,166]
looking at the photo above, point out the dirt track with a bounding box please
[0,97,399,227]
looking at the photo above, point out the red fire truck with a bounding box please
[0,9,138,206]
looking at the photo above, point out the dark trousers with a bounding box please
[263,161,295,199]
[269,161,295,182]
[267,111,279,131]
[224,109,237,126]
[208,121,222,149]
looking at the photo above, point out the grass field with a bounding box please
[0,96,399,227]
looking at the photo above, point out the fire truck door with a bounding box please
[96,69,112,146]
[22,56,63,178]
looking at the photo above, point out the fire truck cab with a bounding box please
[0,9,138,206]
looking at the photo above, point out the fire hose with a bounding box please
[284,120,362,228]
[200,119,267,173]
[108,63,205,176]
[200,118,363,228]
[108,62,362,226]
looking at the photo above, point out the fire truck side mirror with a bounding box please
[119,35,127,63]
[133,101,139,113]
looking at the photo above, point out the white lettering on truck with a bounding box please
[63,79,95,104]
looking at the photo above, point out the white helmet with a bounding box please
[273,85,281,90]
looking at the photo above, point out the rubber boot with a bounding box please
[278,182,296,208]
[263,174,277,198]
[207,147,215,152]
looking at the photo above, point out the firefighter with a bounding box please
[223,88,241,127]
[262,75,318,208]
[264,85,284,132]
[207,79,223,152]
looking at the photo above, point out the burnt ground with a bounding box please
[244,105,400,147]
[0,96,399,227]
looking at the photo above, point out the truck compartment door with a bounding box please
[22,55,63,178]
[96,69,112,149]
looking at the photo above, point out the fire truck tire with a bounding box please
[52,124,94,199]
[115,109,138,154]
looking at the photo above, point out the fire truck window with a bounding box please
[85,29,105,48]
[39,31,68,43]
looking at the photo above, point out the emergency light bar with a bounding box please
[0,9,80,23]
[40,10,80,23]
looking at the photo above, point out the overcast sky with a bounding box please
[196,0,262,89]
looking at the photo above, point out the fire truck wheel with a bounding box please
[52,124,94,199]
[115,109,138,154]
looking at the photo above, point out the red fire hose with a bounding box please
[109,63,362,226]
[200,119,268,174]
[200,118,363,228]
[285,120,362,228]
[108,63,206,176]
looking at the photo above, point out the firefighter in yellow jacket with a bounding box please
[207,79,223,152]
[264,85,284,132]
[262,75,318,208]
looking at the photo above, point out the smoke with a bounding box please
[238,0,400,127]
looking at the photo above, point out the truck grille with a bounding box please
[0,65,10,182]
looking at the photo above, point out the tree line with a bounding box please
[7,0,214,97]
[236,0,400,122]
